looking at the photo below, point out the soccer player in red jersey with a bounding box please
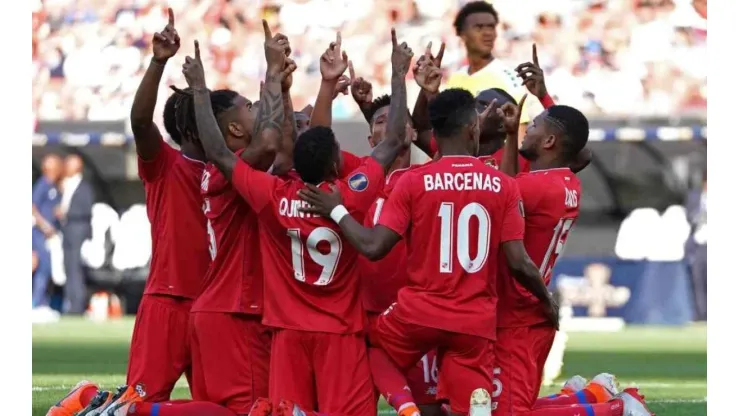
[186,29,412,416]
[299,88,558,416]
[488,101,653,416]
[125,8,210,402]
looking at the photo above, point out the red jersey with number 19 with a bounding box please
[191,161,263,314]
[378,156,525,341]
[497,168,581,328]
[138,144,210,298]
[230,157,385,334]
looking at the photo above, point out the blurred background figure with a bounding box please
[60,154,95,315]
[32,154,62,310]
[685,171,707,322]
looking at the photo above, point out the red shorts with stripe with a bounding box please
[126,294,193,402]
[369,308,495,414]
[269,329,376,416]
[189,312,271,414]
[494,324,556,415]
[367,313,439,405]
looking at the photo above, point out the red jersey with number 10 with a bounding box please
[230,157,385,334]
[192,160,263,315]
[497,168,581,328]
[378,156,525,341]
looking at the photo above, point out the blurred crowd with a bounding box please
[33,0,707,127]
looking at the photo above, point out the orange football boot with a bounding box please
[46,380,98,416]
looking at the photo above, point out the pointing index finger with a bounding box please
[391,28,397,48]
[167,7,175,26]
[435,42,446,64]
[262,19,272,40]
[194,40,201,61]
[348,60,356,81]
[425,41,432,58]
[532,44,539,67]
[334,32,342,59]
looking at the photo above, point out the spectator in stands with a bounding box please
[32,154,62,309]
[60,154,95,315]
[684,170,707,322]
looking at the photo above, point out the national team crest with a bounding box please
[348,172,369,192]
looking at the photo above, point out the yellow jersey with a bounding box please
[445,59,542,124]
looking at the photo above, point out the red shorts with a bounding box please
[370,309,495,414]
[269,329,375,416]
[367,313,438,405]
[126,294,193,402]
[494,324,556,415]
[189,312,271,414]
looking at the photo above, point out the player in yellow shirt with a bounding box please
[446,1,541,141]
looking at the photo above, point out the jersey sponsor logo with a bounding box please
[348,172,369,192]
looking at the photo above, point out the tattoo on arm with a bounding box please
[271,92,297,175]
[192,89,237,177]
[241,76,284,170]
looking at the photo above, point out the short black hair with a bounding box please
[428,88,478,139]
[368,95,391,122]
[293,126,339,185]
[454,1,499,36]
[170,87,240,142]
[544,105,589,161]
[163,91,183,145]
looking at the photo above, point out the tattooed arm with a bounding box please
[239,73,284,172]
[271,82,298,176]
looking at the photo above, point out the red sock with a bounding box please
[525,400,624,416]
[131,401,238,416]
[534,389,597,408]
[367,347,417,412]
[80,385,99,408]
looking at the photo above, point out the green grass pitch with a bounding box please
[33,319,706,415]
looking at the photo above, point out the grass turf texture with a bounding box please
[33,319,707,415]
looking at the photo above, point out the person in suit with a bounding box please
[60,154,95,315]
[32,154,63,308]
[684,171,707,321]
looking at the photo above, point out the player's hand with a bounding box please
[478,98,504,132]
[516,44,548,100]
[280,58,298,92]
[496,94,527,135]
[413,42,444,93]
[545,295,560,331]
[390,28,413,78]
[296,184,343,217]
[152,8,180,63]
[263,20,289,76]
[348,61,373,104]
[333,75,351,99]
[182,40,207,90]
[320,32,349,81]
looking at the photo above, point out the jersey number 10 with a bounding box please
[438,202,491,274]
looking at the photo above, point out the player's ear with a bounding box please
[228,122,244,138]
[543,133,557,150]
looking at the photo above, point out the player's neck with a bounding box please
[390,152,411,172]
[530,156,567,172]
[467,53,493,74]
[437,143,473,158]
[180,142,206,162]
[478,139,503,156]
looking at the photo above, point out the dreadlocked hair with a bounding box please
[544,105,590,161]
[164,86,192,145]
[168,86,240,141]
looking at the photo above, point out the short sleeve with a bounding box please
[515,173,545,215]
[501,177,525,242]
[138,142,178,183]
[341,157,385,214]
[339,151,365,178]
[232,158,279,213]
[377,173,413,236]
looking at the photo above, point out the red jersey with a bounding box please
[497,168,581,328]
[378,156,525,341]
[360,166,416,313]
[191,162,263,314]
[478,149,531,173]
[339,150,367,178]
[138,144,210,299]
[231,156,385,334]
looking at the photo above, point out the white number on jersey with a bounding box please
[287,227,343,285]
[564,188,578,208]
[437,202,491,273]
[203,198,217,260]
[371,198,385,226]
[421,353,439,383]
[540,218,575,280]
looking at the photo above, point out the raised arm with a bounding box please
[182,41,237,177]
[130,8,180,160]
[497,95,527,177]
[348,61,375,123]
[271,58,299,175]
[309,32,348,128]
[369,28,413,173]
[411,42,444,158]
